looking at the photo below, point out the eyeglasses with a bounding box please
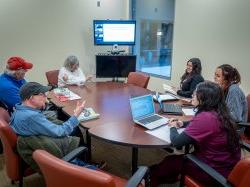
[34,92,48,97]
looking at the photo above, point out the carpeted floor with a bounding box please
[0,137,179,187]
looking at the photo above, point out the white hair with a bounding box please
[64,55,79,71]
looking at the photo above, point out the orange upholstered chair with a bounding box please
[127,72,150,89]
[33,149,149,187]
[0,107,34,187]
[45,70,59,88]
[180,142,250,187]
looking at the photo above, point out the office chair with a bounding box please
[33,148,149,187]
[45,69,59,88]
[179,142,250,187]
[127,72,150,89]
[238,94,250,144]
[0,107,34,187]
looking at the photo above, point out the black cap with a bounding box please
[19,82,52,101]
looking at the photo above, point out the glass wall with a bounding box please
[131,0,175,79]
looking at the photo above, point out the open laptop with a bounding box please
[129,95,168,130]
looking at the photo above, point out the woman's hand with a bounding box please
[168,118,183,128]
[181,98,192,103]
[171,86,179,93]
[73,101,86,117]
[86,75,93,82]
[63,74,68,81]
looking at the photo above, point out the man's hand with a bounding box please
[73,101,86,117]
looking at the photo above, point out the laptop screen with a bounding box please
[130,95,155,120]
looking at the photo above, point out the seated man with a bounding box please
[10,82,86,171]
[0,57,84,145]
[0,56,33,113]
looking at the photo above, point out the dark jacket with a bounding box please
[177,74,204,98]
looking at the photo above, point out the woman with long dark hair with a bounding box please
[150,81,240,186]
[214,64,247,122]
[176,58,204,98]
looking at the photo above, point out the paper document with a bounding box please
[162,84,178,96]
[182,108,196,116]
[53,88,81,101]
[153,94,178,101]
[146,125,185,143]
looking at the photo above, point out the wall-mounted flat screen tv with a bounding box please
[93,20,136,45]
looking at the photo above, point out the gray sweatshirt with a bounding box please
[226,84,248,122]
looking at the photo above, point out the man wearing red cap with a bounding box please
[0,56,33,112]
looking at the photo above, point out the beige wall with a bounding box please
[149,0,250,94]
[1,0,250,94]
[0,0,129,83]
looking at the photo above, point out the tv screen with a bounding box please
[93,20,136,45]
[96,55,136,78]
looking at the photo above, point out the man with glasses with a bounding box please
[10,82,87,171]
[11,82,85,137]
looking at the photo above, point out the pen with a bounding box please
[168,119,178,123]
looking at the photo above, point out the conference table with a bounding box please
[49,82,192,174]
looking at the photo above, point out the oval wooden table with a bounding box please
[52,82,192,174]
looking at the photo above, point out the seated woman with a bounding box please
[58,55,91,87]
[150,81,240,187]
[176,58,204,98]
[214,64,247,123]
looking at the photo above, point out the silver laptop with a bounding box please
[129,95,168,130]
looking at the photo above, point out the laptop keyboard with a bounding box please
[138,115,162,124]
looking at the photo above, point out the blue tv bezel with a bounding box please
[93,20,136,45]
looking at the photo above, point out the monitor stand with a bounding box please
[112,77,125,83]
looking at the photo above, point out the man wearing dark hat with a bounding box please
[0,56,33,112]
[11,82,85,137]
[10,82,86,170]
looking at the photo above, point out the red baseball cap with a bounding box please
[7,56,33,70]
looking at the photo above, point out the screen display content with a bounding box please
[94,20,136,45]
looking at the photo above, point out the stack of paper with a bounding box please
[152,93,178,101]
[162,84,178,96]
[53,88,81,101]
[146,125,185,143]
[182,108,196,116]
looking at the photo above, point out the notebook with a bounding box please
[78,108,100,121]
[129,95,168,130]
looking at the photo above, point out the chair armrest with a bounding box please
[237,122,250,127]
[62,146,88,162]
[125,166,149,187]
[240,141,250,152]
[185,154,232,187]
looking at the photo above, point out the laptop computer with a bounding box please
[161,103,183,115]
[129,95,168,130]
[155,92,183,115]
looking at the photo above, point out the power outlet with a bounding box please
[97,1,101,7]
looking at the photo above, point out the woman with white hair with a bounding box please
[58,55,91,87]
